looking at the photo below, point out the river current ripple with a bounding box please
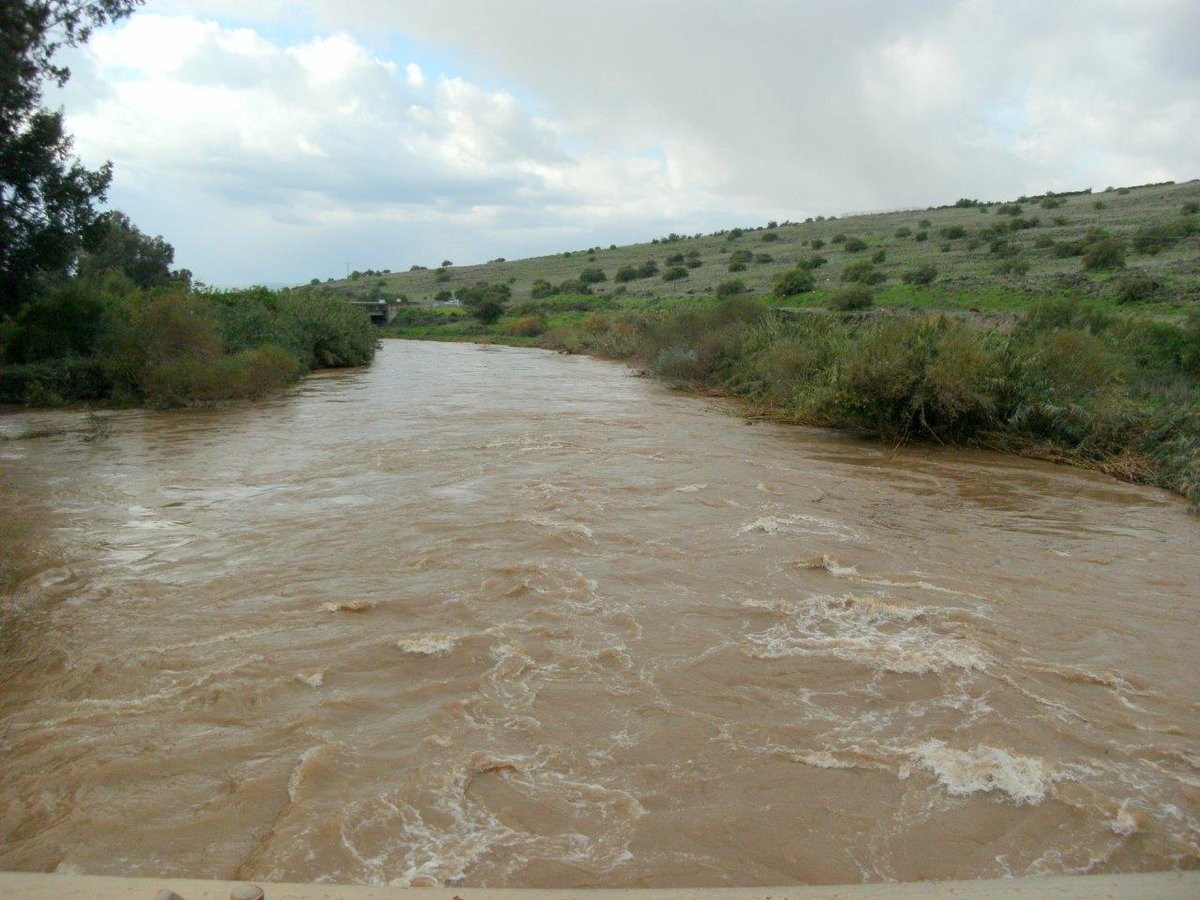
[0,340,1196,887]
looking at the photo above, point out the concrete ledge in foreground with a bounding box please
[0,871,1195,900]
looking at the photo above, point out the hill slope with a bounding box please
[326,179,1199,315]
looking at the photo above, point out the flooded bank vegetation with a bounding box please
[0,281,379,407]
[537,297,1200,509]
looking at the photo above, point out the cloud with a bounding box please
[51,2,1200,282]
[60,12,721,280]
[280,0,1199,204]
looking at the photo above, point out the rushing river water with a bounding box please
[0,340,1197,888]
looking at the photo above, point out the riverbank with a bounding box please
[0,286,378,408]
[380,295,1200,511]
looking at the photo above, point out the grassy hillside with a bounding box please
[328,179,1199,316]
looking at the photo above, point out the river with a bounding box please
[0,339,1196,887]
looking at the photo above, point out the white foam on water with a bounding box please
[738,513,859,540]
[520,515,595,540]
[295,669,325,687]
[743,593,988,675]
[1109,800,1141,836]
[323,599,374,613]
[674,483,708,493]
[902,739,1063,804]
[799,554,858,577]
[287,746,324,803]
[792,750,858,770]
[396,634,461,656]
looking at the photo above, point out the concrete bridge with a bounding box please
[347,299,402,325]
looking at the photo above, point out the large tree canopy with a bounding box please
[0,0,141,314]
[78,209,188,290]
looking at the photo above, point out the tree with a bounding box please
[458,281,510,324]
[77,210,187,289]
[1,0,142,314]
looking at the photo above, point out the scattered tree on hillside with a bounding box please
[459,281,510,324]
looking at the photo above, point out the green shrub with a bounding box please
[666,252,685,265]
[728,261,747,272]
[1132,222,1185,255]
[919,219,932,228]
[772,268,815,298]
[579,267,607,284]
[556,279,593,296]
[997,204,1023,216]
[1052,215,1070,226]
[458,282,512,324]
[1113,272,1160,304]
[1183,201,1199,215]
[638,260,659,278]
[901,263,937,285]
[662,266,689,281]
[730,249,754,265]
[798,255,828,270]
[915,231,928,242]
[829,285,874,311]
[894,227,912,238]
[825,318,1003,442]
[755,253,774,264]
[841,260,885,285]
[939,225,966,239]
[716,279,746,298]
[530,279,555,299]
[1,281,111,364]
[831,233,846,244]
[871,249,886,263]
[0,357,112,404]
[844,237,868,252]
[810,238,825,250]
[761,232,780,242]
[994,256,1030,275]
[502,314,547,336]
[1081,230,1125,270]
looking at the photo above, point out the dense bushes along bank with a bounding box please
[539,298,1200,509]
[0,284,378,407]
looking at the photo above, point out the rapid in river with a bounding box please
[0,340,1196,888]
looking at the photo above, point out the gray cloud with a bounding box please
[52,1,1200,282]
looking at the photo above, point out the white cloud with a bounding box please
[61,14,696,280]
[50,1,1200,282]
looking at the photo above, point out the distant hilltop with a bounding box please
[320,179,1198,311]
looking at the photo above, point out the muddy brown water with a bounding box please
[0,340,1196,888]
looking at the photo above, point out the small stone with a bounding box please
[230,886,265,900]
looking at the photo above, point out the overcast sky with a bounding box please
[48,0,1200,285]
